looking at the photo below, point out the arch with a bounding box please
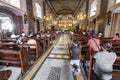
[0,6,24,34]
[57,9,74,15]
[0,0,25,15]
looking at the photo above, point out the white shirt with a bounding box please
[11,34,16,38]
[27,39,36,49]
[93,51,117,80]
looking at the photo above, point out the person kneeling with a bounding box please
[70,43,81,74]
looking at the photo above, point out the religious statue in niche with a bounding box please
[106,10,112,25]
[24,14,28,24]
[33,17,37,24]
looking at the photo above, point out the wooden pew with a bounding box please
[44,37,50,47]
[0,38,17,43]
[0,70,12,80]
[99,37,113,45]
[112,41,120,71]
[50,32,56,41]
[19,41,41,60]
[17,37,41,59]
[36,38,47,53]
[0,42,16,50]
[0,47,31,74]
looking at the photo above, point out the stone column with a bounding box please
[96,0,108,34]
[85,0,89,31]
[26,0,34,34]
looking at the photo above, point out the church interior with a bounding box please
[0,0,120,80]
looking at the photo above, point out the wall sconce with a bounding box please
[73,20,77,25]
[53,21,57,25]
[33,17,36,23]
[77,13,86,20]
[44,16,50,21]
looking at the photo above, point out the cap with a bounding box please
[92,34,96,38]
[103,43,112,49]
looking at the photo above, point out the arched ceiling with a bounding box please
[45,0,84,16]
[0,1,25,15]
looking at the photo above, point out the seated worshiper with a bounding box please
[40,31,45,38]
[98,33,104,38]
[46,31,51,37]
[27,35,36,49]
[87,34,100,54]
[21,32,25,37]
[70,42,81,74]
[11,32,17,38]
[16,34,25,44]
[36,31,41,37]
[29,30,34,37]
[92,42,117,80]
[113,33,120,41]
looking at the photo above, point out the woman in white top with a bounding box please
[27,35,36,49]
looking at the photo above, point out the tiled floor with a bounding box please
[22,34,84,80]
[2,34,120,80]
[0,66,21,80]
[33,34,75,80]
[33,59,74,80]
[48,54,70,59]
[51,34,69,55]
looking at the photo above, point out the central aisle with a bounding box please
[22,34,84,80]
[33,34,73,80]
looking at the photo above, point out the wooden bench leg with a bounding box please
[0,70,12,80]
[19,47,31,74]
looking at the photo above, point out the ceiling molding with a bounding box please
[73,0,82,15]
[45,0,85,16]
[56,9,74,15]
[73,0,87,16]
[45,0,57,17]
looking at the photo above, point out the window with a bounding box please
[1,0,21,8]
[10,0,20,8]
[35,3,42,18]
[0,13,14,32]
[116,0,120,4]
[90,0,97,17]
[1,19,13,32]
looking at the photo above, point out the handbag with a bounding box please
[92,39,101,51]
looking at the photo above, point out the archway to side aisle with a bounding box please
[0,5,25,35]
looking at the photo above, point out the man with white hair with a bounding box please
[70,42,81,74]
